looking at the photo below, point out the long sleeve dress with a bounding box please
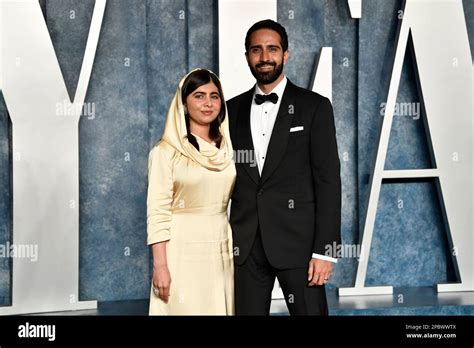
[147,135,236,315]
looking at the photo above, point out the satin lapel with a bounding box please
[260,81,296,185]
[236,87,260,185]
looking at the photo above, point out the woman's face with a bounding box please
[185,82,221,127]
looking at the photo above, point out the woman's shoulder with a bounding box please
[149,139,179,161]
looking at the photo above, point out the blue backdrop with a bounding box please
[0,0,473,303]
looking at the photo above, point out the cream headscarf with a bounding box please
[161,69,234,171]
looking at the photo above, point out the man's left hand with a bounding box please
[307,258,332,286]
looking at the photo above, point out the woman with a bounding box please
[147,69,236,315]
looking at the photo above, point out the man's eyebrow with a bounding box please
[249,44,281,49]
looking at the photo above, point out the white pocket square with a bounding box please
[290,126,304,133]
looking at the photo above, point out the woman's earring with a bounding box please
[183,105,188,115]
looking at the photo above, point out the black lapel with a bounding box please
[259,80,297,185]
[235,86,260,185]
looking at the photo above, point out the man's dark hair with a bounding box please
[245,19,288,53]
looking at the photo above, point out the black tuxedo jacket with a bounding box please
[227,80,341,269]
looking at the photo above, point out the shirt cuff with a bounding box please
[147,231,171,245]
[312,253,338,263]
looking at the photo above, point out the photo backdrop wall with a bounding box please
[0,0,472,304]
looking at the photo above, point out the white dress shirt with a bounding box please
[250,76,337,263]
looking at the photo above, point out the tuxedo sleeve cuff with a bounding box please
[312,253,338,263]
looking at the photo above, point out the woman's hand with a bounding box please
[152,264,171,303]
[151,241,171,302]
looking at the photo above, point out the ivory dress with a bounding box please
[147,70,236,315]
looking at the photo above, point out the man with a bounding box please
[227,19,341,315]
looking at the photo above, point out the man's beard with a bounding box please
[249,61,284,85]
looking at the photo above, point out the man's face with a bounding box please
[246,29,288,85]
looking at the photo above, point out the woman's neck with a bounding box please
[190,123,211,142]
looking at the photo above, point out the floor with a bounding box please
[27,286,474,316]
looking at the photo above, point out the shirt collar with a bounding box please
[254,75,288,100]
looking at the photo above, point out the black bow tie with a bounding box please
[255,93,279,105]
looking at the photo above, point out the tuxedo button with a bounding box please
[258,189,264,196]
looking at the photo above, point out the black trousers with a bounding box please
[234,228,328,316]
